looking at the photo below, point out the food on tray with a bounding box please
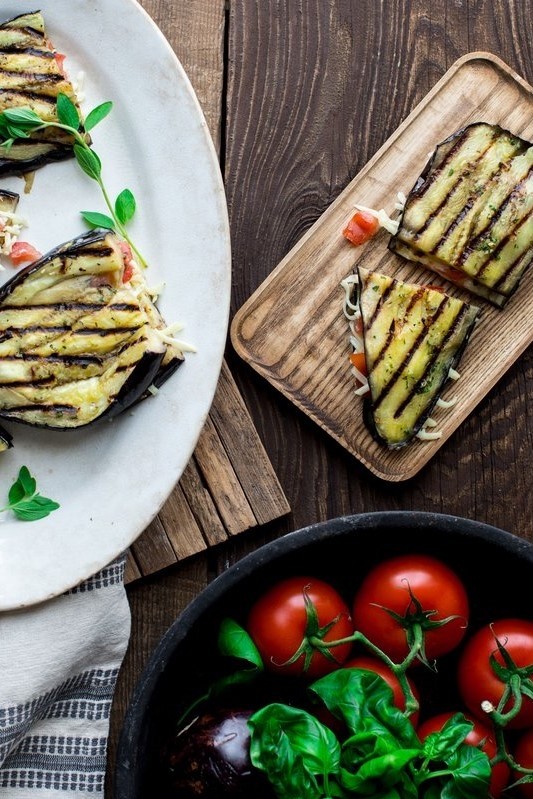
[0,11,85,175]
[343,267,479,449]
[0,229,185,430]
[389,122,533,308]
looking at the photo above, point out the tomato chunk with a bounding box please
[343,210,379,246]
[9,241,42,266]
[119,241,134,282]
[350,351,367,376]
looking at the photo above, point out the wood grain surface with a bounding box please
[107,1,533,794]
[231,53,533,481]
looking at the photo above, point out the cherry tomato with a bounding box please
[457,619,533,729]
[247,577,353,678]
[514,728,533,798]
[344,655,420,724]
[9,241,42,266]
[418,712,509,797]
[343,210,379,245]
[352,554,469,663]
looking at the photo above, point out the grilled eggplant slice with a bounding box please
[0,11,84,175]
[355,267,479,449]
[0,229,184,429]
[0,423,12,452]
[389,123,533,308]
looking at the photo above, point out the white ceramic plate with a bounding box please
[0,1,231,609]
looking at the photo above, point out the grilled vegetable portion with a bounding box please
[390,123,533,307]
[0,423,12,452]
[356,268,479,448]
[0,229,184,429]
[0,11,84,175]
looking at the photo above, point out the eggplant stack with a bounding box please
[0,229,184,430]
[390,123,533,308]
[0,10,84,175]
[356,267,479,449]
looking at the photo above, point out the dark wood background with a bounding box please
[107,0,533,792]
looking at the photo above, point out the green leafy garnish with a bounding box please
[249,670,491,799]
[0,96,146,267]
[1,465,60,521]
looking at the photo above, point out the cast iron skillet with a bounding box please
[115,511,533,798]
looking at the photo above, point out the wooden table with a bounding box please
[106,0,533,791]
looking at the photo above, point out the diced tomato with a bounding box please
[54,52,66,75]
[354,315,364,335]
[9,241,42,266]
[118,241,134,282]
[350,351,367,376]
[343,210,379,246]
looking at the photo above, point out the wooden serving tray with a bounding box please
[230,53,533,482]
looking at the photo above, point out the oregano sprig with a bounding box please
[0,95,146,266]
[0,465,59,521]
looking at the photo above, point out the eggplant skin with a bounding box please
[356,268,479,449]
[0,11,85,176]
[0,424,12,452]
[0,229,184,430]
[389,122,533,308]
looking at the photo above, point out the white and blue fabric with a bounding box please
[0,557,130,797]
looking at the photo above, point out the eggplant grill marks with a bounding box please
[356,268,479,449]
[0,11,85,175]
[0,229,184,429]
[389,122,533,307]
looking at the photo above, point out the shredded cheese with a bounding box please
[448,367,461,381]
[436,395,458,409]
[0,210,27,259]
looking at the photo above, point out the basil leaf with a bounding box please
[310,668,420,748]
[56,93,80,130]
[74,144,102,180]
[84,100,113,132]
[422,713,473,761]
[218,618,264,669]
[249,704,340,799]
[115,188,136,225]
[440,743,491,799]
[81,211,115,230]
[341,747,420,794]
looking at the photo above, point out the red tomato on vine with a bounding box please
[352,554,469,663]
[247,576,353,678]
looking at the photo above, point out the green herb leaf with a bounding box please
[84,100,113,131]
[218,618,264,669]
[310,668,420,749]
[422,713,473,761]
[56,93,80,130]
[2,466,60,522]
[2,106,43,129]
[439,743,491,799]
[81,211,116,230]
[249,704,340,799]
[115,188,136,226]
[74,144,102,180]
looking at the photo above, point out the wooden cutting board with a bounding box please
[230,52,533,482]
[124,360,290,583]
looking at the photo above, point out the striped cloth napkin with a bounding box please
[0,556,131,797]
